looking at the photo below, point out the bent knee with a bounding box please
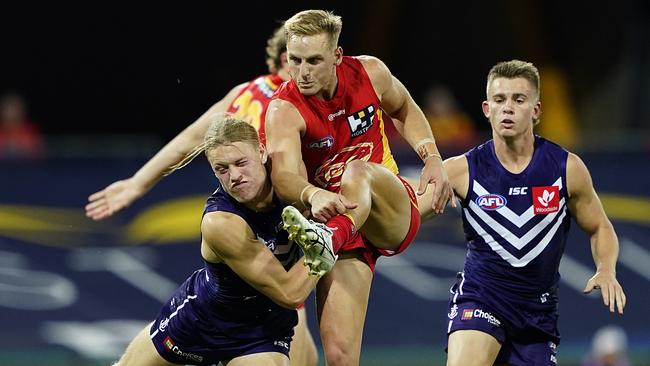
[341,160,373,182]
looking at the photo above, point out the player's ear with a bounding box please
[481,100,490,118]
[335,47,343,65]
[260,143,268,164]
[533,100,542,121]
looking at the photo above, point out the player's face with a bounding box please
[208,142,269,204]
[286,33,342,98]
[482,77,541,139]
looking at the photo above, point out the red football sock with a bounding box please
[325,214,356,254]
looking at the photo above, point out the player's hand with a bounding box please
[583,269,626,314]
[309,189,357,222]
[85,178,145,221]
[417,156,455,214]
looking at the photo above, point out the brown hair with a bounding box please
[265,24,287,74]
[487,59,540,100]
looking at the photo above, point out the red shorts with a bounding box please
[338,175,420,271]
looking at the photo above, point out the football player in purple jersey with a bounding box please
[442,60,626,366]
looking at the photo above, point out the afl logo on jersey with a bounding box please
[308,136,334,150]
[476,194,507,210]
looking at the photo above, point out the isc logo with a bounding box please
[476,194,507,210]
[508,187,528,195]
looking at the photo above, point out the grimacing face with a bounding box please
[482,77,541,139]
[286,33,342,98]
[207,142,268,204]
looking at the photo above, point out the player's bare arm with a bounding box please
[443,155,469,202]
[266,99,356,222]
[566,152,626,314]
[359,56,454,214]
[201,211,319,309]
[85,83,247,221]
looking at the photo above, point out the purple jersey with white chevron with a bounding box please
[461,136,571,303]
[148,187,301,365]
[446,137,571,355]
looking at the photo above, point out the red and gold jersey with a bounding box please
[226,73,284,143]
[273,56,398,192]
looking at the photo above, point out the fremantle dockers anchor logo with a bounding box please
[158,317,170,332]
[448,304,458,319]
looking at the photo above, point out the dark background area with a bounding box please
[2,1,648,143]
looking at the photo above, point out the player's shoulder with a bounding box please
[355,55,388,73]
[202,211,247,241]
[268,97,300,115]
[443,154,469,180]
[269,79,297,107]
[565,151,588,175]
[354,55,392,94]
[564,150,596,199]
[266,98,303,129]
[443,154,468,170]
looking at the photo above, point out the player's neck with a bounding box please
[493,132,535,174]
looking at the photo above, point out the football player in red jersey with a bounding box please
[265,10,454,366]
[85,25,319,366]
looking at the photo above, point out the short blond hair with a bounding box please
[265,25,286,74]
[204,116,260,154]
[164,114,259,175]
[284,10,342,48]
[487,59,540,100]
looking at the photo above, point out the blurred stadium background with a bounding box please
[1,1,648,365]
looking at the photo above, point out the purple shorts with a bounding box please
[446,300,558,366]
[150,321,292,365]
[446,272,560,366]
[148,269,295,365]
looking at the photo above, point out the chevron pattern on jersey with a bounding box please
[464,177,567,267]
